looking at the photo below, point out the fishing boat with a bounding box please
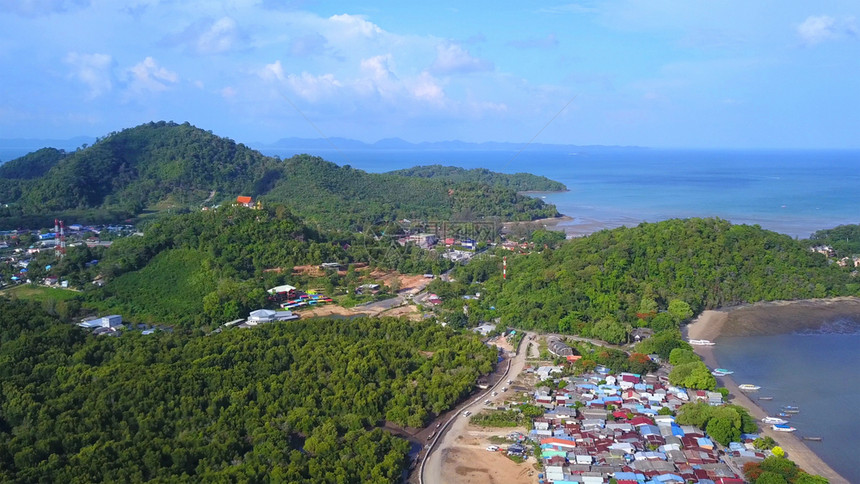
[758,396,774,401]
[781,408,800,414]
[689,339,715,346]
[713,368,733,375]
[738,384,761,391]
[762,417,789,425]
[803,436,823,442]
[777,412,792,418]
[783,405,799,411]
[772,424,797,432]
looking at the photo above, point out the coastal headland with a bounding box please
[685,298,860,484]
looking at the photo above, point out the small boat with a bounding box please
[762,416,789,425]
[713,368,734,375]
[738,384,761,391]
[783,405,800,411]
[781,409,800,414]
[772,424,797,432]
[759,396,774,401]
[803,437,823,442]
[689,339,716,346]
[777,412,792,418]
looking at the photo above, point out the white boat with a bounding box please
[713,368,733,375]
[763,417,788,425]
[772,424,796,432]
[738,384,761,391]
[689,339,715,346]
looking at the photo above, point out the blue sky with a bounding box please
[2,0,859,148]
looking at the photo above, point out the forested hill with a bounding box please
[386,165,567,192]
[0,300,496,482]
[0,121,560,229]
[268,155,558,229]
[481,218,859,338]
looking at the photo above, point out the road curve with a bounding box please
[420,332,531,484]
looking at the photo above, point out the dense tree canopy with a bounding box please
[386,165,567,192]
[0,122,560,230]
[0,300,496,483]
[478,218,859,336]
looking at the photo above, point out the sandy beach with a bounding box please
[685,302,856,483]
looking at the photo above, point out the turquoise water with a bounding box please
[713,326,860,481]
[260,148,860,238]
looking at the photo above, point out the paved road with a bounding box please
[420,332,531,484]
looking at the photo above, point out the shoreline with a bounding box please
[685,301,855,483]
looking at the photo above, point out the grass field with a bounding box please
[2,284,80,302]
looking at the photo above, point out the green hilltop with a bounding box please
[0,121,560,229]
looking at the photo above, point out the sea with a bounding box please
[255,147,860,239]
[713,323,860,482]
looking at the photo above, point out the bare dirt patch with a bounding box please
[441,447,536,484]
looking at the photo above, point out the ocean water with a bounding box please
[713,325,860,482]
[259,148,860,239]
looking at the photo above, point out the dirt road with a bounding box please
[421,333,532,484]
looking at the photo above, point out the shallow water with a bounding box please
[713,323,860,481]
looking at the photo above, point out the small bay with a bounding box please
[713,326,860,482]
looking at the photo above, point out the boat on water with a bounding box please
[772,424,797,432]
[713,368,733,375]
[738,384,761,391]
[689,339,715,346]
[762,417,789,425]
[759,396,774,401]
[783,405,800,411]
[781,408,800,414]
[777,412,792,418]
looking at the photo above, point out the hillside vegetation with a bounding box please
[807,223,860,257]
[0,300,495,483]
[386,164,567,192]
[0,122,559,229]
[74,204,448,327]
[476,218,859,338]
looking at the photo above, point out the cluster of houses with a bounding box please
[396,233,479,251]
[507,368,771,484]
[810,244,860,268]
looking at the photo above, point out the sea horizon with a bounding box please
[2,146,858,239]
[256,147,860,239]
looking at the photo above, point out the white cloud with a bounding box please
[797,15,858,45]
[798,15,838,44]
[196,17,241,54]
[126,57,178,94]
[409,72,445,104]
[221,86,236,98]
[285,72,342,102]
[64,52,113,99]
[328,14,383,38]
[260,60,286,81]
[430,43,493,75]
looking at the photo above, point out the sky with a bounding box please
[2,0,859,149]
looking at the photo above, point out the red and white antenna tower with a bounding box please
[54,219,66,259]
[503,256,507,280]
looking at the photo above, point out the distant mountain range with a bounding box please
[253,136,644,152]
